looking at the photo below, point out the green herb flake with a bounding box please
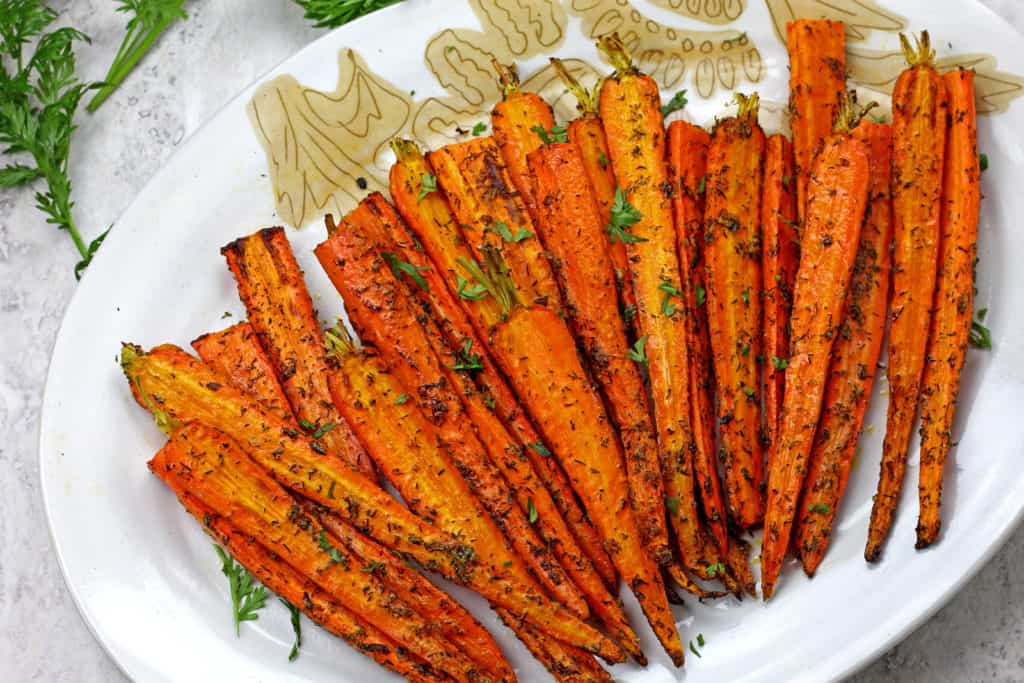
[808,503,831,515]
[527,497,538,524]
[394,393,411,405]
[741,287,750,304]
[605,187,647,244]
[312,422,336,439]
[280,599,302,662]
[456,274,488,301]
[318,531,346,565]
[486,220,532,243]
[531,124,568,145]
[598,152,610,169]
[979,152,989,172]
[695,284,707,307]
[689,640,703,658]
[705,562,726,578]
[327,480,336,499]
[214,545,268,636]
[381,251,430,292]
[771,356,788,370]
[742,385,755,397]
[627,335,648,365]
[658,279,682,316]
[417,172,438,201]
[696,174,707,195]
[697,633,705,647]
[298,419,316,431]
[970,311,992,350]
[528,442,552,457]
[472,121,487,136]
[361,561,385,574]
[451,339,484,372]
[666,496,681,515]
[661,89,689,118]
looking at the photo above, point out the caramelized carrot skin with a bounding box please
[917,69,980,549]
[796,121,893,576]
[528,141,670,568]
[150,461,449,683]
[221,228,375,479]
[761,132,870,599]
[667,119,728,554]
[155,423,484,683]
[568,114,637,316]
[704,110,766,529]
[192,322,295,424]
[389,146,617,587]
[492,88,555,223]
[428,137,562,309]
[491,305,683,667]
[867,60,950,562]
[496,610,614,683]
[600,65,718,589]
[761,135,799,455]
[786,19,846,222]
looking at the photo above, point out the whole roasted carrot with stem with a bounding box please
[221,228,375,479]
[916,68,980,550]
[787,19,846,223]
[428,137,562,309]
[191,322,295,424]
[324,195,642,658]
[155,422,489,683]
[761,94,872,599]
[866,32,950,562]
[320,203,595,621]
[490,59,555,224]
[598,34,725,590]
[551,57,637,322]
[527,142,669,569]
[120,343,619,655]
[761,134,799,454]
[389,139,617,587]
[704,92,767,529]
[667,118,728,554]
[151,455,451,683]
[796,120,893,576]
[323,327,626,665]
[459,247,684,666]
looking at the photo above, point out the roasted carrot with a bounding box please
[427,136,562,309]
[761,95,872,599]
[152,466,451,683]
[155,422,486,683]
[323,327,626,665]
[787,19,846,223]
[221,228,375,479]
[667,119,729,554]
[527,142,669,570]
[795,120,893,576]
[761,134,799,454]
[323,195,643,659]
[598,34,724,592]
[552,57,638,321]
[192,322,295,424]
[120,343,617,653]
[916,68,980,549]
[866,32,950,562]
[389,139,617,587]
[490,59,554,224]
[498,612,614,683]
[313,505,515,682]
[318,204,590,618]
[458,247,683,666]
[703,92,767,529]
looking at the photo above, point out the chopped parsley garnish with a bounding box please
[394,393,411,405]
[531,123,568,144]
[528,442,552,457]
[705,562,726,578]
[456,274,488,301]
[658,279,682,316]
[695,284,706,307]
[472,121,487,136]
[696,174,707,195]
[627,335,648,365]
[361,561,385,573]
[486,220,532,243]
[318,531,346,565]
[214,545,267,636]
[771,356,788,370]
[970,309,992,349]
[598,152,610,169]
[979,153,988,172]
[666,496,681,515]
[417,173,437,201]
[661,89,688,118]
[280,599,302,662]
[527,497,538,524]
[605,187,646,244]
[451,339,484,372]
[312,422,336,439]
[381,251,430,292]
[808,503,831,515]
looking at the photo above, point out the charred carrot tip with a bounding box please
[899,30,935,68]
[390,137,421,161]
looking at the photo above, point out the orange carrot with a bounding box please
[191,322,295,424]
[427,137,562,309]
[552,57,638,322]
[527,141,670,569]
[318,205,588,618]
[795,120,893,576]
[916,68,980,549]
[323,327,626,665]
[787,19,846,222]
[151,453,451,683]
[155,422,487,683]
[598,34,724,590]
[667,119,728,553]
[389,139,617,587]
[323,195,642,658]
[760,134,799,453]
[703,93,766,528]
[120,342,618,654]
[499,613,614,683]
[221,228,375,479]
[490,59,555,224]
[866,32,950,562]
[189,321,513,680]
[761,95,872,599]
[459,247,683,664]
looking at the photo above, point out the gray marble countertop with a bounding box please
[2,1,1022,681]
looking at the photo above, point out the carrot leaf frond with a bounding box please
[456,245,519,315]
[596,32,634,75]
[551,57,598,113]
[492,58,520,98]
[899,30,935,68]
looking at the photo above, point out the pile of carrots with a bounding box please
[122,20,982,681]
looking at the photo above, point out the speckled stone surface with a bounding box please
[1,2,1021,681]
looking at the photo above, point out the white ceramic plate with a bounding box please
[40,1,1024,681]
